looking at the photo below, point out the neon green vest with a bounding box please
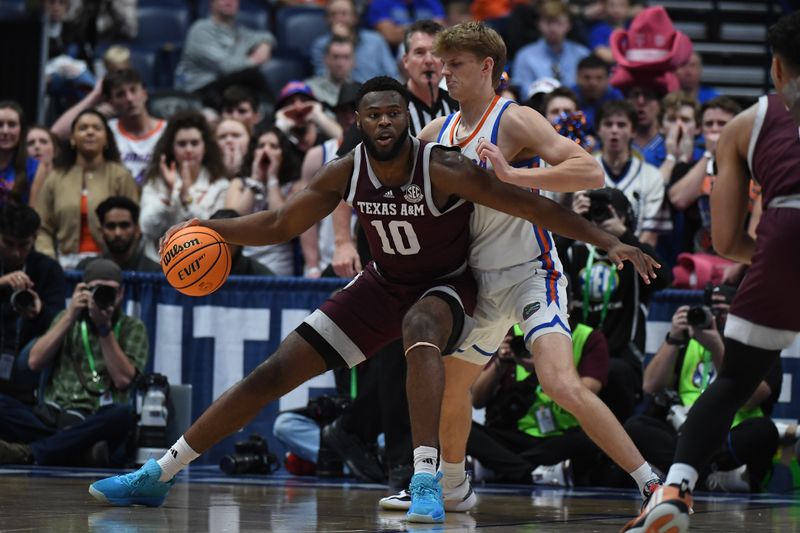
[516,324,592,438]
[679,339,762,428]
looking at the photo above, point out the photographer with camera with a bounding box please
[0,204,66,405]
[0,259,149,466]
[624,287,780,492]
[561,187,670,423]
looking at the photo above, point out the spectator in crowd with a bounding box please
[306,36,356,110]
[366,0,446,47]
[564,188,669,422]
[140,111,230,263]
[103,69,167,186]
[572,54,623,133]
[26,126,60,168]
[224,125,300,276]
[215,118,251,180]
[175,0,275,108]
[65,0,138,42]
[658,92,702,185]
[96,45,134,79]
[311,0,399,83]
[512,0,590,94]
[273,82,343,158]
[0,101,42,206]
[589,100,668,246]
[588,0,630,64]
[34,110,139,269]
[462,324,608,487]
[626,84,667,167]
[77,196,160,273]
[209,209,273,275]
[220,85,262,133]
[402,20,458,137]
[0,204,66,405]
[542,87,579,124]
[676,52,720,104]
[626,296,780,492]
[668,97,743,254]
[0,259,148,467]
[299,83,359,278]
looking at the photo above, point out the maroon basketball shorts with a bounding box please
[296,262,477,368]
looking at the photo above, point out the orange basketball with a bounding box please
[161,226,231,296]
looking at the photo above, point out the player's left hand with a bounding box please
[476,138,513,182]
[606,241,660,284]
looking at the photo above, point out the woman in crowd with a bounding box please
[34,109,139,268]
[215,118,251,180]
[0,101,42,206]
[224,125,301,276]
[140,110,230,262]
[26,125,62,205]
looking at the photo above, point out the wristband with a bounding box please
[665,332,687,346]
[267,177,279,189]
[665,154,677,162]
[97,324,111,338]
[703,150,713,160]
[244,177,265,194]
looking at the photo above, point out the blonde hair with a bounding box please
[660,91,701,125]
[539,0,571,19]
[433,21,507,88]
[103,45,132,71]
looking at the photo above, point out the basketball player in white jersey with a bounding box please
[402,22,662,512]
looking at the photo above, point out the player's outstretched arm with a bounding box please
[710,107,757,264]
[431,148,659,283]
[476,106,603,192]
[159,156,351,254]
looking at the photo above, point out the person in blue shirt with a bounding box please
[676,52,720,105]
[571,54,624,134]
[588,0,631,64]
[311,0,399,83]
[512,0,590,94]
[366,0,446,48]
[0,101,39,206]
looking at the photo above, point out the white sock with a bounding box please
[665,463,699,492]
[413,445,438,476]
[630,462,660,496]
[439,459,466,491]
[157,436,200,482]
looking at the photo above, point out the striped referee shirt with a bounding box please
[406,86,458,137]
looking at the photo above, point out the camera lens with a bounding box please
[686,306,713,329]
[91,285,117,309]
[10,289,35,311]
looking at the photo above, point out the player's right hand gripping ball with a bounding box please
[161,226,231,296]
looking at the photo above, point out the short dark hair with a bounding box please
[96,196,141,225]
[768,11,800,75]
[102,68,143,99]
[542,87,579,113]
[597,99,638,129]
[356,76,410,109]
[0,203,40,239]
[221,85,259,113]
[403,19,444,53]
[701,96,742,119]
[59,109,121,167]
[210,208,241,220]
[325,34,354,55]
[577,54,610,74]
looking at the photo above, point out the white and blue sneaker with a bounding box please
[89,459,174,507]
[381,474,478,512]
[406,472,444,523]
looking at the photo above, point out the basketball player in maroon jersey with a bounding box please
[89,77,658,522]
[622,12,800,533]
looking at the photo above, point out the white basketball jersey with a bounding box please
[317,138,341,270]
[110,118,166,185]
[436,96,563,279]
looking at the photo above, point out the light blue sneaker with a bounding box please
[406,472,444,523]
[89,459,174,507]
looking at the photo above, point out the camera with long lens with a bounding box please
[688,284,738,330]
[10,288,35,312]
[686,305,713,329]
[584,189,614,224]
[90,285,117,309]
[220,433,279,475]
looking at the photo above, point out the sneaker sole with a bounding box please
[88,485,165,507]
[625,502,690,533]
[406,511,445,523]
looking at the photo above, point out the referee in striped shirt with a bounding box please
[402,20,458,136]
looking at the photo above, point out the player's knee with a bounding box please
[402,308,447,349]
[540,373,584,412]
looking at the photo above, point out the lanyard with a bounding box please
[80,320,121,382]
[582,245,614,328]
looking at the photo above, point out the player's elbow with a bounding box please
[583,158,604,189]
[711,227,736,258]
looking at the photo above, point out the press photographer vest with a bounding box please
[678,339,762,428]
[516,323,592,438]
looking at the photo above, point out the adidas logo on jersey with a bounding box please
[383,190,395,198]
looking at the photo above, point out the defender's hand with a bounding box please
[606,241,660,284]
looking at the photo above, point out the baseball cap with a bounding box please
[83,258,123,285]
[275,81,317,110]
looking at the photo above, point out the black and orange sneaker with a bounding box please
[620,481,692,533]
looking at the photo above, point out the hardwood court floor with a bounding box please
[1,465,798,532]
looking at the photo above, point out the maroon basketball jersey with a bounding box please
[749,94,800,204]
[344,138,473,284]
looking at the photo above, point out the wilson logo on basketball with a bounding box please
[162,238,201,267]
[178,254,206,281]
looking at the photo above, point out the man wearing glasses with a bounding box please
[78,196,160,273]
[0,259,149,467]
